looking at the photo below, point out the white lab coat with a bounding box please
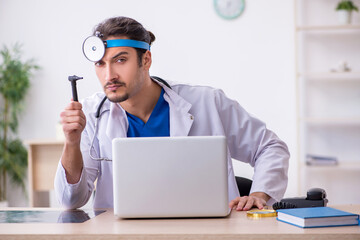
[54,79,289,209]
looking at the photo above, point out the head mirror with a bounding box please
[82,36,106,62]
[82,34,151,62]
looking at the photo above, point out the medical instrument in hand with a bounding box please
[68,75,83,102]
[88,77,171,162]
[82,31,151,62]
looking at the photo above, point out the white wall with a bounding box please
[0,0,297,206]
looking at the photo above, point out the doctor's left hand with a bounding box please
[229,192,269,211]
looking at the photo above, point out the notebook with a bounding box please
[112,136,230,218]
[276,207,359,228]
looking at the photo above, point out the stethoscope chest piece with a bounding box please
[82,35,105,62]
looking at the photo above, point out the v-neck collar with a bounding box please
[126,88,165,127]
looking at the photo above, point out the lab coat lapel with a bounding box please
[163,88,194,137]
[105,102,128,139]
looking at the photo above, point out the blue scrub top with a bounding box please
[126,88,170,137]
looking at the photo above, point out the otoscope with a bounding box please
[68,75,83,101]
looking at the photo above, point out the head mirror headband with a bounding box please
[82,31,151,62]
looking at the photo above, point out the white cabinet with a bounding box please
[295,0,360,204]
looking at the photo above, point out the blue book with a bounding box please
[276,207,359,228]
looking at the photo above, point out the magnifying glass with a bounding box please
[82,31,151,62]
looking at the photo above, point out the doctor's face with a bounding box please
[94,37,151,103]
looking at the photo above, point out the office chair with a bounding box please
[235,176,252,197]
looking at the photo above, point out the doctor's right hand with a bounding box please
[60,100,86,145]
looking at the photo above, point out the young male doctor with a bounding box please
[55,16,289,211]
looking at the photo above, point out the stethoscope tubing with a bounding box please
[89,97,111,161]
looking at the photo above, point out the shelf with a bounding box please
[303,162,360,171]
[295,0,360,205]
[301,117,360,126]
[298,72,360,81]
[297,24,360,31]
[25,139,64,145]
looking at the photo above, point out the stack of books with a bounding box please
[306,154,338,166]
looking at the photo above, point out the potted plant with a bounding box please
[336,0,359,24]
[0,44,39,206]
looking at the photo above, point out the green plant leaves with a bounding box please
[0,43,39,201]
[0,44,38,104]
[0,138,27,188]
[336,0,359,11]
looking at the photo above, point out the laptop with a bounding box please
[112,136,230,218]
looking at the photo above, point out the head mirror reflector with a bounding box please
[82,36,106,62]
[82,36,150,62]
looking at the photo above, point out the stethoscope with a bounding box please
[71,31,171,162]
[89,96,110,161]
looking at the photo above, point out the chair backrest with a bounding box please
[235,176,252,197]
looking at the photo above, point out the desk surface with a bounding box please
[0,205,359,240]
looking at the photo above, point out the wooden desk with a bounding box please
[27,140,64,207]
[0,205,359,240]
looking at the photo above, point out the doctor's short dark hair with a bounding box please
[93,16,156,67]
